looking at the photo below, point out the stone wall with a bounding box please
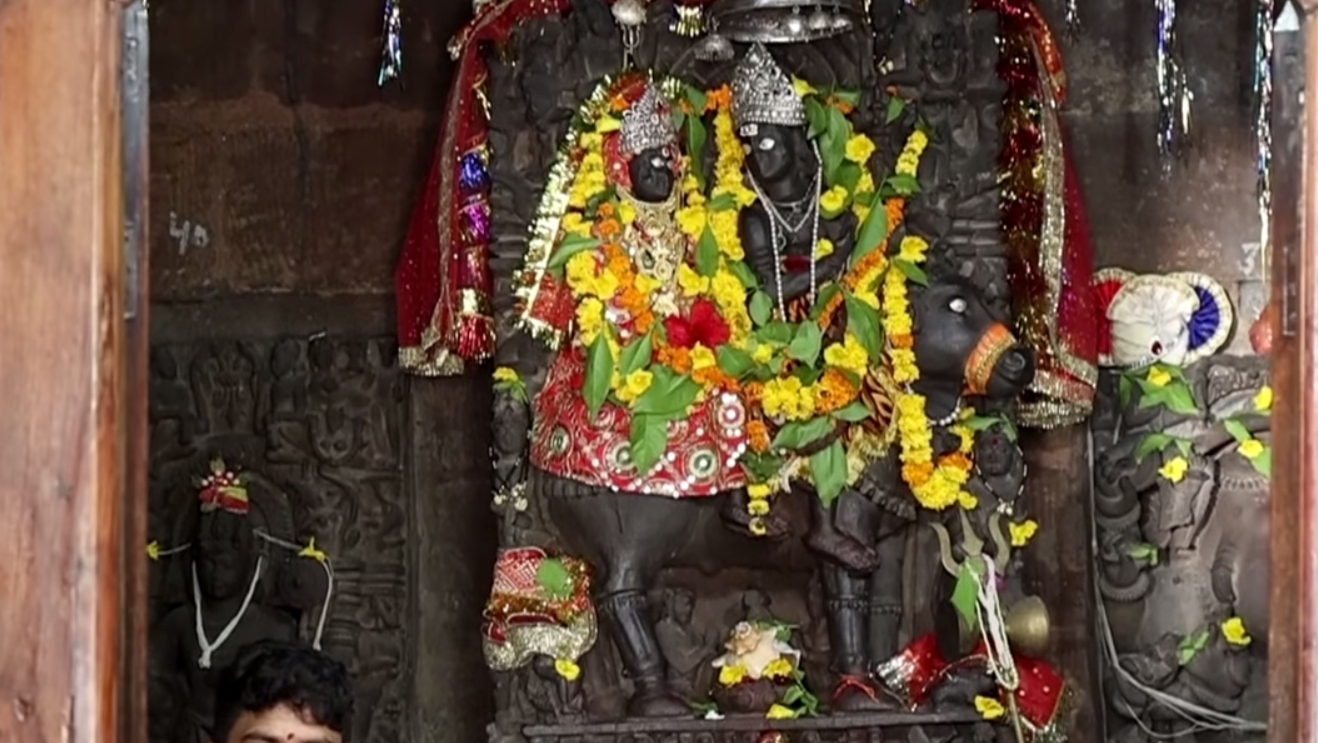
[146,3,495,743]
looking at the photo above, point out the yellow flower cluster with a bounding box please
[1159,455,1189,483]
[896,130,929,177]
[575,296,606,345]
[883,270,917,383]
[1255,385,1273,411]
[565,251,620,301]
[763,376,816,421]
[823,334,869,377]
[615,369,654,403]
[1221,616,1252,647]
[845,133,877,164]
[820,185,849,215]
[718,664,748,686]
[1009,519,1039,547]
[570,151,607,208]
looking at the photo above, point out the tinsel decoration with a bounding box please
[1253,0,1275,257]
[672,1,707,36]
[1155,0,1193,161]
[1064,0,1080,37]
[377,0,403,87]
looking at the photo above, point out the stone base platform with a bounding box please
[523,712,998,743]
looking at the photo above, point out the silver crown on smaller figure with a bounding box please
[731,43,807,136]
[621,85,678,157]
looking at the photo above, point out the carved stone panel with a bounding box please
[147,337,408,743]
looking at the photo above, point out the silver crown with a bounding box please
[709,0,867,44]
[731,43,807,135]
[621,85,678,156]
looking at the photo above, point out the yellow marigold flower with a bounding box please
[618,200,637,226]
[816,238,835,259]
[1221,616,1252,647]
[766,704,796,720]
[575,298,605,344]
[763,658,794,679]
[555,658,581,681]
[855,288,880,309]
[856,169,876,195]
[617,370,654,403]
[1238,438,1266,460]
[853,200,871,223]
[691,344,717,371]
[748,499,770,516]
[792,77,816,96]
[676,205,708,238]
[635,272,661,295]
[1147,366,1173,387]
[845,134,877,164]
[718,664,747,686]
[749,518,768,536]
[824,334,869,377]
[752,343,775,365]
[907,129,929,153]
[710,210,745,261]
[595,115,622,133]
[1255,385,1273,411]
[896,153,920,177]
[565,251,598,294]
[678,263,710,296]
[748,482,772,498]
[727,306,753,343]
[146,540,161,561]
[711,270,746,310]
[580,132,603,151]
[975,696,1005,720]
[1010,519,1039,547]
[890,348,918,384]
[593,269,620,300]
[820,185,849,214]
[957,491,979,510]
[1159,456,1189,484]
[561,211,592,237]
[763,376,815,421]
[493,367,519,383]
[898,235,929,262]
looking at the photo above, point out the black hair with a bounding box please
[211,640,353,742]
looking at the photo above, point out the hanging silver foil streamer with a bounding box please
[1064,0,1080,38]
[1254,0,1275,257]
[378,0,403,87]
[1155,0,1193,162]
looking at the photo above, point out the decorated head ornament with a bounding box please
[620,84,678,157]
[1093,267,1233,368]
[731,43,807,137]
[197,458,250,515]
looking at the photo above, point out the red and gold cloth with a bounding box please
[395,0,571,376]
[482,546,593,644]
[876,632,1070,741]
[976,0,1098,428]
[530,348,749,498]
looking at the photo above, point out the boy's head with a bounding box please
[211,640,353,743]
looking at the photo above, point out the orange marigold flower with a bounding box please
[659,346,692,374]
[743,382,764,407]
[610,95,630,113]
[814,369,858,413]
[941,452,973,472]
[890,333,914,350]
[747,420,771,452]
[902,461,934,486]
[634,310,655,334]
[595,218,623,242]
[705,85,732,112]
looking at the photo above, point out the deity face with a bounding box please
[741,123,810,184]
[912,279,1034,397]
[627,145,677,203]
[671,591,695,624]
[195,510,258,601]
[974,429,1016,476]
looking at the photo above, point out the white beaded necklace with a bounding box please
[746,142,825,318]
[192,555,265,669]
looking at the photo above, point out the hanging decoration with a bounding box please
[671,0,711,36]
[1253,0,1275,259]
[1155,0,1193,160]
[395,0,572,376]
[612,0,647,68]
[377,0,403,87]
[976,0,1098,429]
[1064,0,1080,37]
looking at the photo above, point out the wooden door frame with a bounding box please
[0,1,148,741]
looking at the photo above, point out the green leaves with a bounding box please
[1135,432,1192,462]
[950,558,984,635]
[787,321,823,367]
[750,290,774,327]
[892,258,928,286]
[962,413,1018,442]
[583,333,614,419]
[730,260,760,290]
[821,107,851,186]
[832,401,872,423]
[1130,364,1200,415]
[697,226,720,276]
[629,414,668,476]
[844,292,883,362]
[707,192,738,212]
[883,173,920,196]
[851,192,888,264]
[773,416,836,452]
[619,332,654,376]
[885,95,907,124]
[1125,542,1160,566]
[805,97,829,140]
[810,440,847,507]
[632,368,701,417]
[1250,447,1272,478]
[537,558,574,599]
[1223,418,1252,443]
[716,345,756,378]
[686,115,708,192]
[546,233,603,271]
[1177,628,1210,666]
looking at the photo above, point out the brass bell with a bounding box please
[1003,595,1051,656]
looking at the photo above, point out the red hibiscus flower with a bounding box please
[664,298,731,349]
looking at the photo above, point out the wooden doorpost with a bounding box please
[1271,3,1318,742]
[0,1,144,742]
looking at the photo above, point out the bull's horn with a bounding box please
[989,512,1012,573]
[929,522,960,576]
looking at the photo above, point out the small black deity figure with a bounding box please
[150,465,297,743]
[654,588,718,700]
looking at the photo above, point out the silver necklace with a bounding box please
[747,143,825,317]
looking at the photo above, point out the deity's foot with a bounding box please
[830,676,901,713]
[805,530,879,574]
[719,491,790,540]
[627,688,692,718]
